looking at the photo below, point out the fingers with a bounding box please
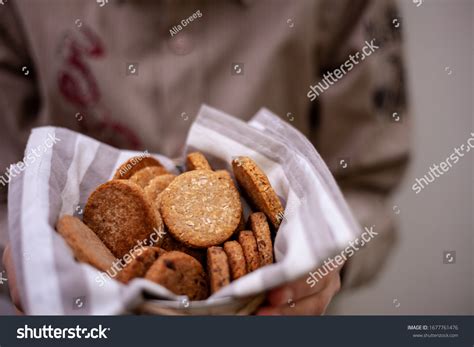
[2,244,23,312]
[266,268,338,307]
[258,277,340,315]
[257,271,341,316]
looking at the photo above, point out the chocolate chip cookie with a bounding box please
[116,246,166,284]
[223,241,247,280]
[238,230,261,272]
[207,246,231,294]
[249,212,274,266]
[145,251,208,300]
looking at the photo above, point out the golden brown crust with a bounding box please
[215,170,245,234]
[160,170,242,248]
[116,246,166,284]
[236,211,246,233]
[144,174,176,204]
[186,152,212,171]
[207,246,231,294]
[113,156,163,180]
[56,215,116,272]
[130,166,169,188]
[223,241,247,280]
[238,230,261,273]
[145,251,208,300]
[232,156,284,230]
[83,180,164,258]
[249,212,274,266]
[160,233,206,265]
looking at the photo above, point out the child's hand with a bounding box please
[2,244,23,314]
[256,266,342,315]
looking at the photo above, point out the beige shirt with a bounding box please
[0,0,410,290]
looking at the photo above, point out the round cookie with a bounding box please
[207,246,231,294]
[215,170,245,233]
[56,215,116,272]
[160,233,206,265]
[144,174,176,205]
[232,156,284,230]
[186,152,212,171]
[116,246,166,284]
[130,166,169,188]
[145,251,208,300]
[160,170,242,248]
[236,211,246,233]
[223,241,247,280]
[238,230,261,272]
[113,156,163,179]
[214,170,232,180]
[83,180,164,258]
[249,212,274,266]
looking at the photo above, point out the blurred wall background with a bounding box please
[332,0,473,315]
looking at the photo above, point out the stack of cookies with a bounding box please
[56,152,284,301]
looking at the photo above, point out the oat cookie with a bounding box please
[113,156,163,180]
[116,246,166,284]
[56,215,116,272]
[238,230,261,272]
[232,156,284,229]
[83,180,164,258]
[144,174,176,204]
[145,251,208,300]
[160,170,242,248]
[249,212,274,266]
[130,166,169,188]
[214,170,232,179]
[186,152,212,171]
[207,246,231,294]
[223,241,247,280]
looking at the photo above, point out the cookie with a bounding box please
[116,246,166,284]
[236,212,246,233]
[145,251,208,300]
[160,233,206,265]
[249,212,274,266]
[215,170,245,233]
[223,241,247,280]
[186,152,212,171]
[238,230,261,272]
[232,156,284,229]
[160,170,242,248]
[130,166,169,188]
[144,174,176,204]
[113,155,163,180]
[56,215,116,272]
[83,180,164,258]
[207,246,231,294]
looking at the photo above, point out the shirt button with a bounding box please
[167,33,194,55]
